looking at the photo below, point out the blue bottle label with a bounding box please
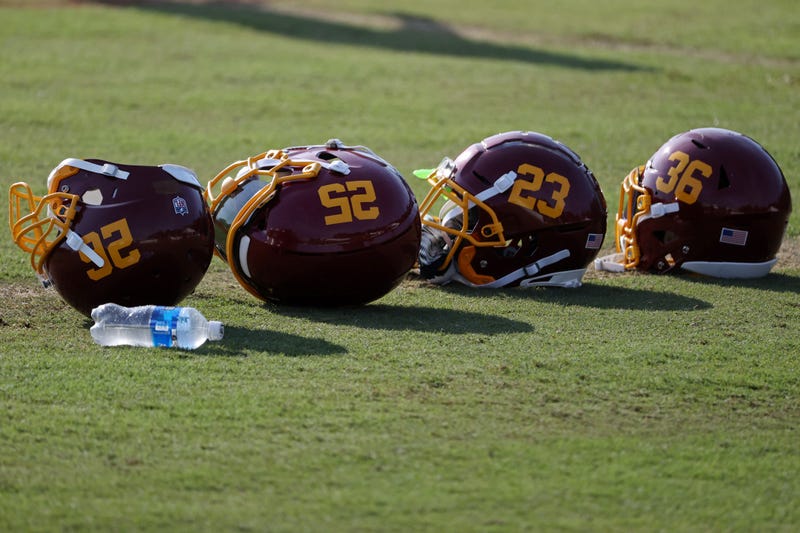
[150,307,181,347]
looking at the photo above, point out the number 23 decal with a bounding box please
[508,163,571,218]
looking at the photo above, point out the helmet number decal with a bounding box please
[508,163,571,219]
[318,180,380,225]
[655,150,713,205]
[79,218,141,281]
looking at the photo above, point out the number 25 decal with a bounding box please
[508,163,571,218]
[318,180,380,225]
[656,150,712,204]
[79,218,141,281]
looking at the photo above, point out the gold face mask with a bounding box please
[415,157,507,276]
[614,165,648,270]
[8,164,83,281]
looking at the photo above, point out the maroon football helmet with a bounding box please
[9,158,215,316]
[204,139,421,305]
[415,131,607,287]
[595,128,791,278]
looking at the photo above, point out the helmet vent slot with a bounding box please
[717,166,730,189]
[691,139,709,149]
[472,171,492,187]
[316,151,338,161]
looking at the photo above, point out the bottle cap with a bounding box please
[208,321,224,341]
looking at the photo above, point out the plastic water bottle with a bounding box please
[90,303,224,349]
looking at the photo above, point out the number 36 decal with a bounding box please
[656,150,712,205]
[508,163,571,218]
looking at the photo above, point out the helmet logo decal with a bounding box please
[172,196,189,216]
[81,189,103,206]
[719,227,748,246]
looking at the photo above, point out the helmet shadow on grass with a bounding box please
[89,0,647,71]
[202,325,348,357]
[679,272,800,294]
[277,303,534,334]
[427,281,713,311]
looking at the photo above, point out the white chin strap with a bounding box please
[519,268,586,288]
[476,249,572,288]
[593,252,627,273]
[475,170,518,202]
[440,170,520,225]
[47,158,129,187]
[439,169,521,230]
[65,229,105,268]
[430,248,579,288]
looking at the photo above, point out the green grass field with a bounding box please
[1,1,799,530]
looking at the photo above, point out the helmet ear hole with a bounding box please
[652,230,679,244]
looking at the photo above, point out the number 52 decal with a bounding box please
[318,180,380,225]
[79,218,141,281]
[508,163,571,218]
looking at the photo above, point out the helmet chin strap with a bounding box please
[439,170,520,225]
[593,252,627,273]
[64,230,105,268]
[47,158,129,187]
[438,249,574,288]
[473,248,572,288]
[439,170,520,229]
[475,170,518,202]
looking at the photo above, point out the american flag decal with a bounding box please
[585,233,604,249]
[719,227,748,246]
